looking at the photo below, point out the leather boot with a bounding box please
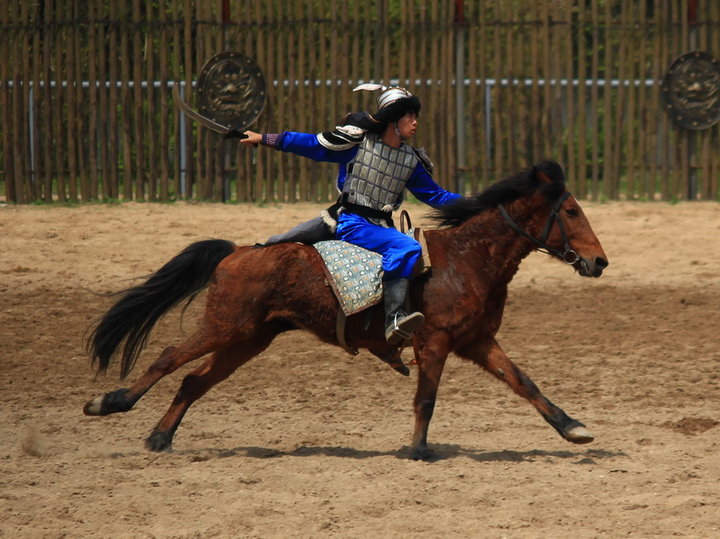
[383,278,425,346]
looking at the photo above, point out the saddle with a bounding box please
[313,220,430,355]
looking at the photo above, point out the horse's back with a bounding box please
[211,243,336,319]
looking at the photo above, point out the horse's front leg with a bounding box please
[458,338,593,444]
[410,334,451,461]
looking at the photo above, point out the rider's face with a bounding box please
[396,112,418,140]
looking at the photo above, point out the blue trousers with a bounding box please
[335,212,421,280]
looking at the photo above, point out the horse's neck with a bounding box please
[426,208,536,287]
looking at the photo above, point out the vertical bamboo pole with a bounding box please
[296,0,313,200]
[492,2,502,181]
[254,1,267,202]
[710,2,720,199]
[264,0,286,202]
[145,0,157,200]
[589,0,600,199]
[87,1,99,200]
[5,0,19,202]
[463,2,475,192]
[541,0,552,159]
[197,1,211,200]
[158,0,170,200]
[171,0,182,198]
[504,0,516,170]
[480,0,490,189]
[627,0,638,199]
[182,0,194,199]
[272,1,286,202]
[108,0,119,199]
[318,2,329,201]
[52,1,67,201]
[0,1,10,201]
[576,0,588,198]
[41,0,55,201]
[120,2,134,200]
[647,0,660,199]
[15,0,30,202]
[72,0,88,201]
[601,0,614,200]
[696,3,710,199]
[611,0,629,200]
[31,0,43,200]
[442,0,454,187]
[670,1,683,200]
[64,0,79,201]
[637,0,649,199]
[563,0,576,193]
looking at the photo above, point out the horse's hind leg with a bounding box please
[145,333,276,452]
[459,338,593,444]
[83,328,226,417]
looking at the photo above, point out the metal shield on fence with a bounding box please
[196,51,266,132]
[661,51,720,130]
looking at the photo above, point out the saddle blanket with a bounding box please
[314,240,384,316]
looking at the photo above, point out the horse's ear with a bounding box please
[534,166,553,185]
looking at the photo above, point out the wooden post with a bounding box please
[454,0,466,195]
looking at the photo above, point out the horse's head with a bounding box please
[515,162,608,277]
[431,160,608,278]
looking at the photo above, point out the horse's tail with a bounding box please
[87,239,236,378]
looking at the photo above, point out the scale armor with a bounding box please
[342,134,418,213]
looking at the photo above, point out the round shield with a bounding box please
[661,51,720,130]
[196,52,266,131]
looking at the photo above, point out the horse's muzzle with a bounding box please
[576,256,608,277]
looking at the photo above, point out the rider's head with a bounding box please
[372,86,421,124]
[351,84,421,134]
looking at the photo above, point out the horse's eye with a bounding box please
[565,207,579,217]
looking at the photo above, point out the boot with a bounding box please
[383,278,425,347]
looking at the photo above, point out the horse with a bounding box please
[84,160,608,461]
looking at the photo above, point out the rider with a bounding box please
[238,84,461,346]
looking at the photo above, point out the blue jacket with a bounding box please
[273,132,461,208]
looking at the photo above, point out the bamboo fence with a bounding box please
[1,0,719,203]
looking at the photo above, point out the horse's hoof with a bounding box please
[565,425,594,444]
[145,430,173,452]
[83,396,104,416]
[83,388,132,416]
[410,446,440,462]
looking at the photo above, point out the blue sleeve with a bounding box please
[406,162,461,208]
[277,132,357,164]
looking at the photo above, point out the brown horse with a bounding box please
[84,160,608,461]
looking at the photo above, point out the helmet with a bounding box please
[353,83,421,124]
[376,86,414,110]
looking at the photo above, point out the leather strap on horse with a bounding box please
[399,209,412,233]
[335,310,359,356]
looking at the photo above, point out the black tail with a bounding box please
[87,239,236,378]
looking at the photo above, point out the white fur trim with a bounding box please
[320,209,337,233]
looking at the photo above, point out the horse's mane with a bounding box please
[431,160,567,228]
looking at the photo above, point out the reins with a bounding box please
[497,191,579,265]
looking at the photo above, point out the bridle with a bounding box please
[497,191,580,265]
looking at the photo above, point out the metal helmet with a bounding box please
[352,83,420,124]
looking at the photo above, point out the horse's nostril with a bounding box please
[595,257,608,269]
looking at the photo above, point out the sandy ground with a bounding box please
[1,198,719,538]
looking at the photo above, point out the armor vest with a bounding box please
[342,134,419,212]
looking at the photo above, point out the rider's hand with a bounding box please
[239,131,262,145]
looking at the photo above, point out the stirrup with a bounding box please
[385,311,425,346]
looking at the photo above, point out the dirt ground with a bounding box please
[1,198,719,538]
